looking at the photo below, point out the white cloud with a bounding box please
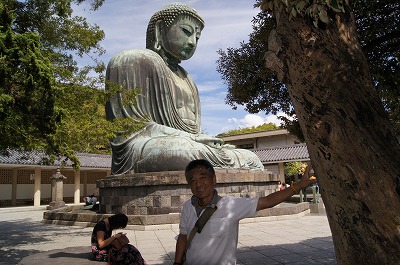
[200,112,291,136]
[229,114,266,128]
[265,113,287,125]
[196,80,225,93]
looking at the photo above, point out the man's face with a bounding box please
[161,16,202,61]
[188,166,216,200]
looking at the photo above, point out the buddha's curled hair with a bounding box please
[146,2,205,50]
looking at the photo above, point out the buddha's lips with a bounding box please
[182,47,194,54]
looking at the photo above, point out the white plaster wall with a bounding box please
[64,184,97,197]
[257,135,298,148]
[265,164,279,175]
[0,183,97,200]
[0,185,54,200]
[0,185,11,200]
[85,184,98,196]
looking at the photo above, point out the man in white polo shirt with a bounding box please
[174,159,316,265]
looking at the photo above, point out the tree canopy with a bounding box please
[0,2,60,153]
[0,0,119,167]
[217,0,400,138]
[284,161,306,179]
[352,0,400,136]
[54,82,144,156]
[10,0,106,85]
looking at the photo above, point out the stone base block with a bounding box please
[47,201,66,210]
[42,202,309,230]
[97,169,278,215]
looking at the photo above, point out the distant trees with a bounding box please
[284,161,306,181]
[217,122,280,137]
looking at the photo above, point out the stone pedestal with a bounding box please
[47,201,66,209]
[47,168,66,210]
[97,169,279,215]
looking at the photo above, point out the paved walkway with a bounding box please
[0,206,337,265]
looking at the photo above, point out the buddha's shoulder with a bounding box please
[108,49,163,65]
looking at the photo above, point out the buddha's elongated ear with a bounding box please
[154,20,164,52]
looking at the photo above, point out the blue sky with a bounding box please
[73,0,285,136]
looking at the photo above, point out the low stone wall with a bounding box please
[97,169,279,215]
[42,202,311,229]
[42,205,181,226]
[42,170,316,228]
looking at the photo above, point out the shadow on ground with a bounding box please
[156,236,337,265]
[0,217,336,265]
[0,218,90,265]
[17,246,107,265]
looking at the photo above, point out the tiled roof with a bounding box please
[0,149,111,169]
[75,153,111,168]
[253,143,309,164]
[0,144,308,168]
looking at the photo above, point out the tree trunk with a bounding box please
[267,8,400,265]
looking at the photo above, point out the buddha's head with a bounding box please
[146,3,205,65]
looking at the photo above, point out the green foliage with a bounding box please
[55,83,144,154]
[0,4,60,151]
[352,0,400,136]
[256,0,349,27]
[279,114,305,141]
[0,0,126,168]
[284,161,307,178]
[217,12,291,115]
[216,11,300,138]
[10,0,106,85]
[217,0,400,139]
[217,122,280,137]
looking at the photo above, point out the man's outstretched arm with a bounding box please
[257,164,316,211]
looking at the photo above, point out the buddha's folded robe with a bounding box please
[106,49,263,174]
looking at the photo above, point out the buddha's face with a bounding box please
[161,16,202,61]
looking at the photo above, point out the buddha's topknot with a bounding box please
[146,2,205,49]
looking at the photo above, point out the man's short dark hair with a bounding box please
[185,159,215,181]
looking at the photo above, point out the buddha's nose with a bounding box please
[188,36,196,47]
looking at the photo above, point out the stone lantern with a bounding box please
[47,168,66,210]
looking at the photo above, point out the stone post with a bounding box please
[33,167,41,207]
[312,184,320,203]
[309,184,324,213]
[74,170,80,204]
[47,168,66,210]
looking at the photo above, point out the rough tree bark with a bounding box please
[265,6,400,265]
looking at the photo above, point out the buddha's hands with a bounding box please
[193,134,224,148]
[153,124,227,148]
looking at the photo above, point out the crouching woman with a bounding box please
[91,213,147,264]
